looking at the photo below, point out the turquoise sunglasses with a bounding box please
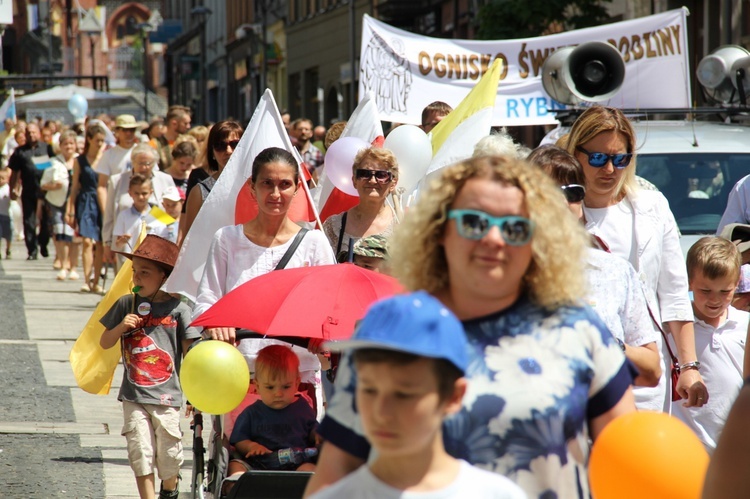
[448,209,534,245]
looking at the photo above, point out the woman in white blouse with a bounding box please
[193,147,335,413]
[561,106,708,412]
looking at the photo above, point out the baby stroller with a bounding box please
[189,331,336,499]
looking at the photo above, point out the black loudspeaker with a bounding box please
[541,41,626,105]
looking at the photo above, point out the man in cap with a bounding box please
[97,114,139,214]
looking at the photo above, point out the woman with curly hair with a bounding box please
[562,106,707,413]
[306,155,636,498]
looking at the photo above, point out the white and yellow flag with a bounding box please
[424,58,503,185]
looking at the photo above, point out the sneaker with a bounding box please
[158,488,179,499]
[92,284,104,295]
[80,283,91,293]
[68,270,79,280]
[56,269,68,281]
[27,253,38,260]
[40,247,49,258]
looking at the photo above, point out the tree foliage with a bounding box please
[476,0,612,40]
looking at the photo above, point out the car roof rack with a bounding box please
[551,106,750,126]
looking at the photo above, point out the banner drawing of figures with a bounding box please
[359,8,691,126]
[361,30,413,114]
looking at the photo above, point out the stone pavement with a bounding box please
[0,238,207,498]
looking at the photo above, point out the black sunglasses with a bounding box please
[355,169,393,183]
[213,139,240,152]
[561,184,586,203]
[576,146,632,168]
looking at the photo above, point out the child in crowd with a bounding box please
[99,235,200,499]
[158,186,182,244]
[0,168,11,258]
[674,236,748,452]
[164,140,196,200]
[226,345,318,491]
[312,292,525,498]
[336,234,390,274]
[113,174,154,267]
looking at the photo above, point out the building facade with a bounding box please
[2,1,750,127]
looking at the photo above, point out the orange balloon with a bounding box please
[589,412,709,499]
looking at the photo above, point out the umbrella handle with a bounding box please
[234,329,311,351]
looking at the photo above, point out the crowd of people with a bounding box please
[8,99,750,498]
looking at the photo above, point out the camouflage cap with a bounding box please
[352,235,389,259]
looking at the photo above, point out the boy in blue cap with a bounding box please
[310,291,524,498]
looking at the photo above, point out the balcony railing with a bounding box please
[108,45,143,82]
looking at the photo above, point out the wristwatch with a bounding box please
[615,337,626,352]
[679,361,701,372]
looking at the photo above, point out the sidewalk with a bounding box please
[1,238,204,498]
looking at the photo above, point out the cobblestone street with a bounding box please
[0,239,199,498]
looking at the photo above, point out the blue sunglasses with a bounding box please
[448,209,534,245]
[576,146,632,168]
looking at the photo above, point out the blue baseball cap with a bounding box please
[330,291,468,373]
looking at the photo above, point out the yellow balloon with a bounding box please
[590,411,709,499]
[180,340,250,414]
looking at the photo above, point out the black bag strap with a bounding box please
[275,228,309,270]
[335,211,348,256]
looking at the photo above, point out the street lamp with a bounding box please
[136,22,153,121]
[191,6,212,124]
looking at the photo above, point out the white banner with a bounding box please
[0,0,11,26]
[359,8,691,126]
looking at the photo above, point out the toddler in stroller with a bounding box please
[191,341,322,498]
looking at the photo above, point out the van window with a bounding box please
[637,153,750,234]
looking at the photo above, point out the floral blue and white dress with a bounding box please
[319,295,634,499]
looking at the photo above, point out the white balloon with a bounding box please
[383,125,433,194]
[324,137,369,196]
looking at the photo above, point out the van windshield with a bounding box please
[637,153,750,234]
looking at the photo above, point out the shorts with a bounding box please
[121,400,184,479]
[0,214,9,241]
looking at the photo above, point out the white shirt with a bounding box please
[584,190,693,413]
[40,156,70,208]
[113,205,152,253]
[194,224,336,372]
[96,145,134,177]
[584,248,663,411]
[310,460,526,499]
[717,174,750,234]
[672,305,747,452]
[583,197,637,264]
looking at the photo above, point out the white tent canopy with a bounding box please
[2,84,130,113]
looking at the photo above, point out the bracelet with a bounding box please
[678,361,701,372]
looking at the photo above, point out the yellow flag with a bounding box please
[147,206,176,226]
[69,224,147,395]
[430,58,503,154]
[427,59,503,177]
